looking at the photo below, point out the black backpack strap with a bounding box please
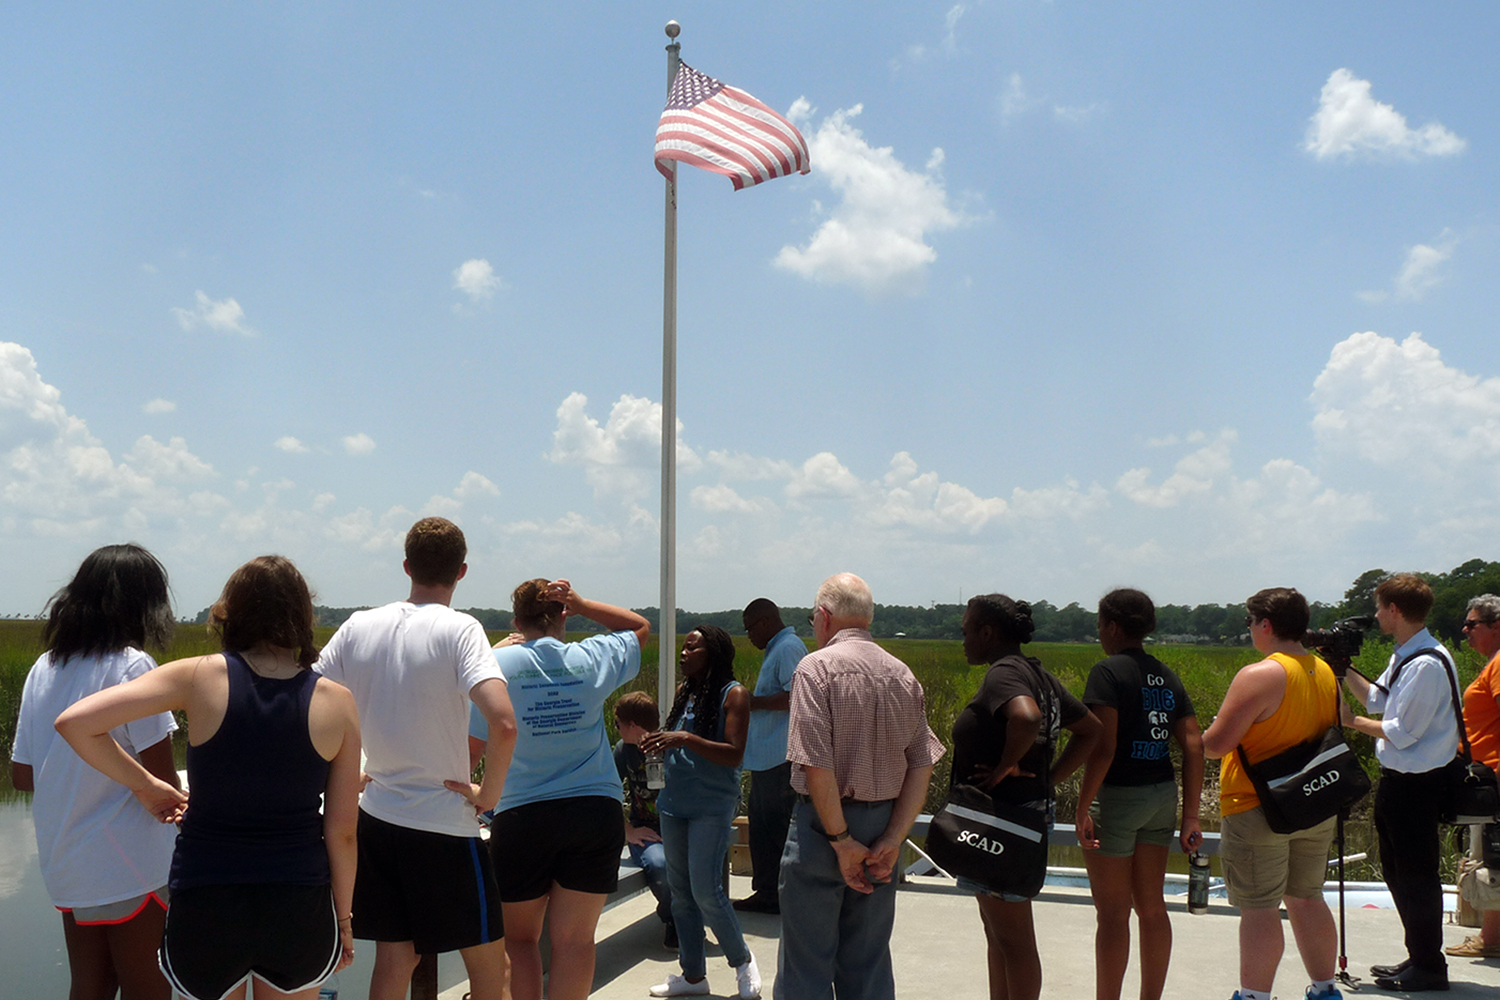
[1431,646,1472,761]
[1383,645,1467,758]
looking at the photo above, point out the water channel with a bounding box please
[0,788,471,999]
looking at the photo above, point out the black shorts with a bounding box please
[352,809,503,953]
[491,795,626,901]
[160,883,339,1000]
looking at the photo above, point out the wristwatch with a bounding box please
[824,827,851,843]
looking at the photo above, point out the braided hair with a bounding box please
[664,624,737,740]
[966,593,1035,645]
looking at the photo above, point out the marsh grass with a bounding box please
[5,618,1489,861]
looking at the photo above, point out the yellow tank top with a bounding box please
[1219,651,1338,817]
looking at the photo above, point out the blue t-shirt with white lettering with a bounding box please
[1082,649,1194,787]
[469,632,640,811]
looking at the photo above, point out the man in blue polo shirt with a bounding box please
[733,598,807,915]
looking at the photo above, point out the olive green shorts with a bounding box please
[1088,780,1178,857]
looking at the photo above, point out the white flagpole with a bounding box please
[659,20,681,712]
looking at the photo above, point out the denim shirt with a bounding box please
[742,627,807,772]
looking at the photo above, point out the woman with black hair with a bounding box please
[1076,588,1203,1000]
[56,555,362,1000]
[10,543,181,1000]
[953,593,1101,1000]
[642,625,759,999]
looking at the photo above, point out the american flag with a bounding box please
[654,62,810,191]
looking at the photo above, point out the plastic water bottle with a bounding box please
[1188,851,1210,914]
[645,749,666,790]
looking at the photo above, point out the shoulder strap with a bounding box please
[1013,654,1056,808]
[1384,645,1467,758]
[1385,645,1444,691]
[1428,646,1471,761]
[1232,654,1340,765]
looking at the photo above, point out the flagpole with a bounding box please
[659,20,681,713]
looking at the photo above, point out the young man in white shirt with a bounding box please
[317,517,519,1000]
[1342,573,1459,992]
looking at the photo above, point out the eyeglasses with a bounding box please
[1244,615,1257,628]
[1463,619,1497,632]
[807,606,825,627]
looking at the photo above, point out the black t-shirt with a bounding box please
[1082,649,1195,787]
[613,740,661,832]
[950,654,1088,806]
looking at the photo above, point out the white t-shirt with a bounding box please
[10,648,178,908]
[316,601,504,836]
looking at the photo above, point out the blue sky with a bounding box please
[3,3,1498,619]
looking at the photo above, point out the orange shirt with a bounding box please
[1219,652,1339,817]
[1464,651,1500,770]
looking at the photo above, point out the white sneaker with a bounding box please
[734,953,762,999]
[649,974,711,997]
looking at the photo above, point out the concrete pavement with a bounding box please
[421,874,1500,1000]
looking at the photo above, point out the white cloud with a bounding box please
[547,392,700,501]
[706,450,798,481]
[891,4,968,68]
[1116,430,1236,508]
[455,471,501,499]
[1311,331,1500,473]
[499,511,628,560]
[143,398,176,414]
[171,291,255,336]
[691,484,776,515]
[342,433,376,456]
[1000,73,1041,121]
[942,3,967,53]
[1304,68,1466,161]
[775,104,976,294]
[124,436,215,481]
[0,341,224,529]
[1053,103,1103,124]
[785,452,866,502]
[999,73,1102,126]
[275,436,311,454]
[1395,232,1458,301]
[453,259,503,302]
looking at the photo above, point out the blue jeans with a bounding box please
[774,799,898,1000]
[627,839,674,923]
[661,809,751,978]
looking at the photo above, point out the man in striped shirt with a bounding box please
[774,573,946,1000]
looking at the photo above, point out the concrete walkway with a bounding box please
[413,875,1500,1000]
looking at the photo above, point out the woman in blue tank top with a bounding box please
[642,625,760,999]
[58,556,364,1000]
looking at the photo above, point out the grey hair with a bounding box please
[1468,594,1500,622]
[815,572,874,624]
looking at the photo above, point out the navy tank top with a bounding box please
[170,652,331,889]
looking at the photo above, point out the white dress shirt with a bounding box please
[1366,628,1460,774]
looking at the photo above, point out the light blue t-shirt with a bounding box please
[469,631,640,812]
[741,626,807,772]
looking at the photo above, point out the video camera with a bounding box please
[1301,615,1375,676]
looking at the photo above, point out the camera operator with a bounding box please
[1340,574,1460,992]
[1448,595,1500,961]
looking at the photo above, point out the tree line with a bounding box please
[193,558,1500,646]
